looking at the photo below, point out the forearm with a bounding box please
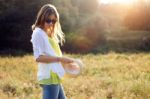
[36,55,61,63]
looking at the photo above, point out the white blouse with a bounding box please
[30,27,65,81]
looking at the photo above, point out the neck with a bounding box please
[43,29,54,38]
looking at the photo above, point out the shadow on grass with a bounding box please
[0,48,150,57]
[64,47,150,55]
[0,49,32,57]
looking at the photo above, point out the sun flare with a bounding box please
[99,0,136,4]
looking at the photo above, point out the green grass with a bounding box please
[0,52,150,99]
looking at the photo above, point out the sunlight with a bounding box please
[99,0,136,4]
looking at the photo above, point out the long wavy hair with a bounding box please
[32,4,65,45]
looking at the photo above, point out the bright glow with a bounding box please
[99,0,136,4]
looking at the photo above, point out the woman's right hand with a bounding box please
[59,57,74,64]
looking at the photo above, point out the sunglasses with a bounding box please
[45,19,57,24]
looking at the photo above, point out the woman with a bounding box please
[30,4,74,99]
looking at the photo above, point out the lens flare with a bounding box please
[99,0,136,4]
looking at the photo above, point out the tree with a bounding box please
[123,2,150,30]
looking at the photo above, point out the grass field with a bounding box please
[0,52,150,99]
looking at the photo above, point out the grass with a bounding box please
[0,52,150,99]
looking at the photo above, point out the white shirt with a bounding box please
[30,27,65,81]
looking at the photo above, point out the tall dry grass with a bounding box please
[0,52,150,99]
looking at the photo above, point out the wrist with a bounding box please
[56,57,61,62]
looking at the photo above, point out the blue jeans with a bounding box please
[40,84,66,99]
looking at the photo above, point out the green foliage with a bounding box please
[0,0,150,54]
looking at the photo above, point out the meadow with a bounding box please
[0,52,150,99]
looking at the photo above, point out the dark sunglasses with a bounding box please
[45,19,57,24]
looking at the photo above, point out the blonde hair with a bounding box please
[32,4,65,45]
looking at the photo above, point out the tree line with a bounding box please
[0,0,150,54]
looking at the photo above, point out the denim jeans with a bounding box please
[40,84,66,99]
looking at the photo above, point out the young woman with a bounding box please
[30,4,74,99]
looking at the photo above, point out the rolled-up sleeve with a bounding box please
[30,31,45,60]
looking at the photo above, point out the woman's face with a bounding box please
[44,14,57,36]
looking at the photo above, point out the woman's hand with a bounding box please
[59,57,74,64]
[65,63,80,71]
